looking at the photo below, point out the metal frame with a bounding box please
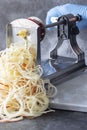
[42,14,87,84]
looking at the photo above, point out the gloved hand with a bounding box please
[46,3,87,30]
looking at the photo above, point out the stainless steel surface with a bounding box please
[6,24,13,48]
[50,70,87,112]
[36,27,41,65]
[6,22,42,66]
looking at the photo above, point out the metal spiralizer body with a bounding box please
[42,14,86,85]
[6,14,87,112]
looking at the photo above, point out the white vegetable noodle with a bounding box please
[0,42,57,122]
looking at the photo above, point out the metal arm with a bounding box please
[47,14,85,62]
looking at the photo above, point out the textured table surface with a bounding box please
[0,109,87,130]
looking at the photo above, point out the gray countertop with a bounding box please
[0,109,87,130]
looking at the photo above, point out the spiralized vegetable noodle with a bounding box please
[0,42,57,122]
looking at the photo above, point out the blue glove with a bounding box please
[46,3,87,30]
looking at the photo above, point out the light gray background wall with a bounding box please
[0,0,87,63]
